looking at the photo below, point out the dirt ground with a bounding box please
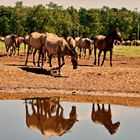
[0,50,140,106]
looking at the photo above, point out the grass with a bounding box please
[0,41,140,57]
[113,45,140,57]
[0,41,25,51]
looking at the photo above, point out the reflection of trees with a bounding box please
[25,98,77,137]
[91,103,120,135]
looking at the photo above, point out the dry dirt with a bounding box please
[0,50,140,106]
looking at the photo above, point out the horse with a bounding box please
[15,36,24,55]
[25,32,47,67]
[23,35,29,54]
[25,98,78,137]
[66,36,76,48]
[75,37,93,58]
[4,34,17,56]
[94,28,122,66]
[91,103,120,135]
[43,33,78,75]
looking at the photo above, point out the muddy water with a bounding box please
[0,98,140,140]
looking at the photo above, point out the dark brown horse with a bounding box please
[91,103,120,135]
[94,28,122,66]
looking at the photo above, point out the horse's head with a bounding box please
[114,28,123,43]
[109,122,120,135]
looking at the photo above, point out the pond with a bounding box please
[0,97,140,140]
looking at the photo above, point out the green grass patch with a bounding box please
[0,41,140,57]
[0,41,25,51]
[113,45,140,57]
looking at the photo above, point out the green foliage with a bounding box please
[0,1,140,40]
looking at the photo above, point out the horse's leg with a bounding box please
[97,104,101,111]
[79,48,81,58]
[25,46,30,66]
[33,49,37,66]
[108,104,111,112]
[102,104,105,111]
[10,46,13,57]
[58,57,61,74]
[110,50,112,67]
[89,48,92,59]
[84,48,86,58]
[37,48,42,67]
[13,45,16,56]
[49,54,52,67]
[5,45,9,56]
[94,47,97,65]
[41,48,45,69]
[24,44,26,55]
[17,44,20,56]
[101,50,106,66]
[98,50,102,66]
[62,56,65,65]
[91,103,95,115]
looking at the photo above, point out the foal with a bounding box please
[94,28,122,66]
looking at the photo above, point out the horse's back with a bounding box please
[29,32,46,49]
[94,35,106,50]
[5,35,13,46]
[46,34,68,55]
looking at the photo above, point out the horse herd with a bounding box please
[25,98,120,136]
[1,28,122,74]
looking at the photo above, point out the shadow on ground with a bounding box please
[20,67,68,77]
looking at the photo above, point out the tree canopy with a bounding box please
[0,1,140,40]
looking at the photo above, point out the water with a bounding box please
[0,98,140,140]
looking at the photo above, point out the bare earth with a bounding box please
[0,51,140,107]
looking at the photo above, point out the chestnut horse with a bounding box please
[91,104,120,135]
[94,28,122,66]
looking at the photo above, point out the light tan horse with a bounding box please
[25,98,78,137]
[75,37,93,58]
[25,32,47,67]
[4,34,17,56]
[43,33,78,74]
[91,103,120,135]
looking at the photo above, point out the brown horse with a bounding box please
[43,33,78,75]
[15,36,24,55]
[94,28,122,66]
[25,98,78,137]
[91,103,120,135]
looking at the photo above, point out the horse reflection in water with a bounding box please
[25,98,78,137]
[91,104,120,135]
